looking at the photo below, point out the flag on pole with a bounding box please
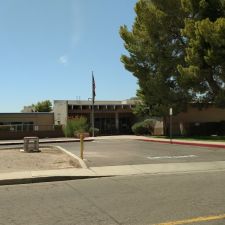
[92,72,96,103]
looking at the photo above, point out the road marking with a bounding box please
[154,213,225,225]
[92,140,132,144]
[147,155,197,160]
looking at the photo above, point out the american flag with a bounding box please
[92,72,96,103]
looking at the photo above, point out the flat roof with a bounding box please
[54,100,137,105]
[0,112,54,115]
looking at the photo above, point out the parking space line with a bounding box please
[147,155,197,160]
[154,213,225,225]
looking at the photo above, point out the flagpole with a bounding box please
[92,71,95,137]
[92,97,94,137]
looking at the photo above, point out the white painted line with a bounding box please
[92,140,132,144]
[147,155,197,160]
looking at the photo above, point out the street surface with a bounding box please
[0,171,225,225]
[53,139,225,167]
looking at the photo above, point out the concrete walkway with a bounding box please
[0,160,225,185]
[0,137,94,145]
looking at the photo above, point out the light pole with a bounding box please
[169,108,173,144]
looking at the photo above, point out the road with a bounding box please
[53,139,225,167]
[0,171,225,225]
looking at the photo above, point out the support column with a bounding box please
[115,113,119,132]
[90,112,92,123]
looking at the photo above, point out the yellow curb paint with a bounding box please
[155,213,225,225]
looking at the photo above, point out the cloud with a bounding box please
[58,55,68,65]
[71,1,85,48]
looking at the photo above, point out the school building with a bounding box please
[1,101,225,139]
[54,100,137,135]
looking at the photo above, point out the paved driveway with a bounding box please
[52,139,225,167]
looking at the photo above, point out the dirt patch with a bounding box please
[0,147,81,173]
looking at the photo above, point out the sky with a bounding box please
[0,0,138,112]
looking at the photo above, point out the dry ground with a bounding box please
[0,147,81,173]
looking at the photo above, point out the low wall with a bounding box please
[0,130,64,140]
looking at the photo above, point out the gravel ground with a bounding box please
[0,147,81,173]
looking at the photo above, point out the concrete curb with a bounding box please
[1,160,225,186]
[138,138,225,149]
[0,175,110,186]
[0,145,91,185]
[0,168,102,186]
[54,145,88,169]
[0,145,88,169]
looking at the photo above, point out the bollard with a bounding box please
[80,133,84,159]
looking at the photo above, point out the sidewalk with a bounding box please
[0,160,225,186]
[0,137,94,145]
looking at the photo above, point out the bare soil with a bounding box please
[0,147,81,173]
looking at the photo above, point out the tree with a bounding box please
[178,0,225,107]
[22,100,52,112]
[34,100,52,112]
[132,90,151,118]
[120,0,225,120]
[120,0,190,118]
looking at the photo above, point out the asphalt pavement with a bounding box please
[52,139,225,167]
[0,171,225,225]
[1,139,225,167]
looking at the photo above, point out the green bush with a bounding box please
[132,119,155,135]
[63,117,88,137]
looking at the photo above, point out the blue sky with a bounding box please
[0,0,138,112]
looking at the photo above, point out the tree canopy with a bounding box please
[34,100,52,112]
[22,100,52,112]
[178,0,225,107]
[120,0,225,117]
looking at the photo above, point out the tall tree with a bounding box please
[120,0,225,119]
[178,0,225,107]
[34,100,52,112]
[120,0,190,118]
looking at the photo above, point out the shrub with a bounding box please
[132,119,155,135]
[63,117,88,137]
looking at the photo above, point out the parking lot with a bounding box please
[1,139,225,167]
[52,139,225,167]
